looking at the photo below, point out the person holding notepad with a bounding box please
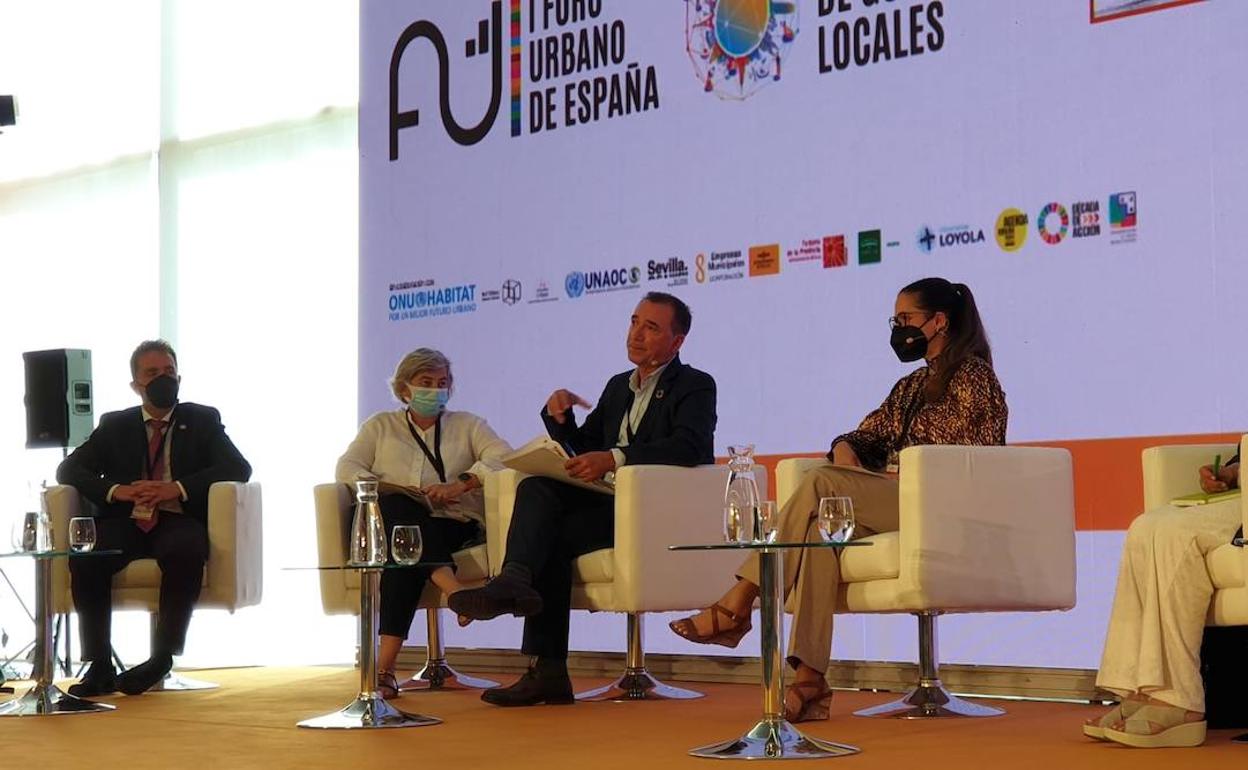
[449,292,716,707]
[1085,452,1240,747]
[335,348,513,699]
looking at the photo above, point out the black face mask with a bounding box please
[144,375,180,409]
[890,325,929,363]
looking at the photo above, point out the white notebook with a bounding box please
[500,436,615,495]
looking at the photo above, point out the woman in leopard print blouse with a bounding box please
[671,277,1007,722]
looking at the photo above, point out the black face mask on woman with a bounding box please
[890,323,930,363]
[144,374,180,409]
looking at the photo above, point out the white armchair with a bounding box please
[312,482,498,691]
[1141,437,1248,627]
[490,464,767,701]
[776,446,1076,718]
[47,481,263,690]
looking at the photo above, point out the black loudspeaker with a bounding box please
[0,96,15,127]
[23,349,93,449]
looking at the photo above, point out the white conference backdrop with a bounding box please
[358,0,1248,669]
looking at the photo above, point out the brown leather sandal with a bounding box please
[378,670,400,700]
[784,680,832,722]
[668,603,752,648]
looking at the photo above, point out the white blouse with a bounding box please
[335,409,513,524]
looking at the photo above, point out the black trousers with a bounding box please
[70,514,209,661]
[503,477,614,660]
[378,494,478,639]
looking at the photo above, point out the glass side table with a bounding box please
[0,549,122,717]
[286,562,452,730]
[669,541,871,760]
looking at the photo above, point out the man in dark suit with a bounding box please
[451,292,716,706]
[57,339,251,696]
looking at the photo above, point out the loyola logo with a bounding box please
[389,1,508,158]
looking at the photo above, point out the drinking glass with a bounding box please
[817,497,855,543]
[757,501,778,543]
[391,525,423,566]
[69,517,97,553]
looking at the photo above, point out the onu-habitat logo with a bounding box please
[389,0,660,158]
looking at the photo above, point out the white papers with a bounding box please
[500,436,615,495]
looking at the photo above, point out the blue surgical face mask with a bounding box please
[407,387,450,417]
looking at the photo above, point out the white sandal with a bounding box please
[1103,704,1206,748]
[1082,700,1143,740]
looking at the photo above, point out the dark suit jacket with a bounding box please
[542,355,716,467]
[56,402,252,527]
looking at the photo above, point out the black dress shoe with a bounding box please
[448,575,543,621]
[117,654,173,695]
[481,662,574,707]
[68,661,117,698]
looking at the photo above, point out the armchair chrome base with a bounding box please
[297,694,441,729]
[151,671,219,692]
[689,717,859,760]
[576,667,703,702]
[853,683,1004,719]
[0,683,115,716]
[399,659,499,692]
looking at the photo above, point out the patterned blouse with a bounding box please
[831,355,1008,472]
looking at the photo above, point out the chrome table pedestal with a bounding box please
[577,613,702,701]
[671,542,867,760]
[400,609,498,692]
[0,550,116,716]
[299,568,439,729]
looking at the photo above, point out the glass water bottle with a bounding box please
[348,478,387,566]
[724,444,761,543]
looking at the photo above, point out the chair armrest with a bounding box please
[1141,442,1239,511]
[610,464,768,613]
[314,482,354,614]
[776,457,826,508]
[204,481,263,611]
[897,445,1075,612]
[485,469,530,575]
[46,485,80,614]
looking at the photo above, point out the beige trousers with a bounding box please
[1095,500,1241,713]
[737,463,899,673]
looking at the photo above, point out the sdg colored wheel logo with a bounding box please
[686,0,798,100]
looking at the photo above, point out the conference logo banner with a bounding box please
[565,266,640,298]
[389,0,662,157]
[995,208,1028,252]
[695,250,747,283]
[1109,190,1138,245]
[648,257,690,286]
[1072,200,1101,238]
[1036,202,1070,245]
[822,235,847,268]
[388,279,479,322]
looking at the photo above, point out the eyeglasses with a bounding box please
[888,312,932,330]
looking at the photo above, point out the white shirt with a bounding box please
[335,409,513,524]
[106,406,188,511]
[609,361,671,469]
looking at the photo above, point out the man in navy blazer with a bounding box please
[57,340,251,696]
[452,292,716,706]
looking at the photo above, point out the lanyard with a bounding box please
[146,421,171,480]
[407,414,446,483]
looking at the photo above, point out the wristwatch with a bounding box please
[457,472,478,488]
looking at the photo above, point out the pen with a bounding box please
[1213,454,1222,480]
